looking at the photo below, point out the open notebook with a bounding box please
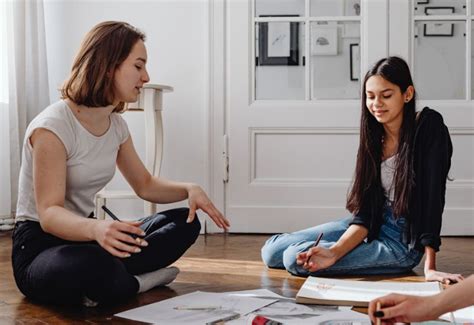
[296,277,441,307]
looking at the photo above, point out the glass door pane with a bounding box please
[255,22,305,100]
[256,0,305,17]
[414,21,466,99]
[310,21,361,99]
[310,0,361,17]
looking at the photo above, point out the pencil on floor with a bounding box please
[173,306,220,311]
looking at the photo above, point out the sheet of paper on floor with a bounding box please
[115,288,359,325]
[227,289,353,315]
[226,288,352,311]
[440,305,474,323]
[225,289,361,325]
[226,288,290,300]
[114,290,276,324]
[228,309,371,325]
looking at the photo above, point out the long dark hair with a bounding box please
[346,56,416,219]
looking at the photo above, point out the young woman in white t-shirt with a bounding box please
[12,21,229,306]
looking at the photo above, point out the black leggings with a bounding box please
[11,208,200,305]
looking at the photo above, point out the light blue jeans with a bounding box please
[261,206,423,276]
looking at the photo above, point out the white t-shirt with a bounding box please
[15,100,130,222]
[381,154,397,203]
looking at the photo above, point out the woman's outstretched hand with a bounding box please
[93,220,148,258]
[296,246,338,272]
[186,184,230,231]
[425,269,464,284]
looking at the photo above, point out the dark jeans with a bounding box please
[11,208,200,305]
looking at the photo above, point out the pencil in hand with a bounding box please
[305,232,324,265]
[375,301,382,325]
[101,205,142,239]
[101,205,121,222]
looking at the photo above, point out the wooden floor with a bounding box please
[1,231,473,324]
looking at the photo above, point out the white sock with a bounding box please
[135,266,180,293]
[82,295,99,307]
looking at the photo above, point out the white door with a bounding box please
[209,0,473,235]
[221,0,389,233]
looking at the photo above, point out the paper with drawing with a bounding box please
[296,277,441,306]
[115,290,276,324]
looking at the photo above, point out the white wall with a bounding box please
[44,0,210,219]
[0,1,11,217]
[0,103,10,217]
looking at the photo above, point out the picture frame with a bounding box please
[424,6,455,15]
[416,0,429,4]
[423,7,455,37]
[423,22,454,37]
[311,25,338,56]
[257,15,299,66]
[349,43,360,81]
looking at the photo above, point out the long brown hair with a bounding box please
[61,21,145,113]
[346,57,416,219]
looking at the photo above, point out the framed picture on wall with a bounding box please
[311,25,338,56]
[423,7,454,37]
[424,6,454,15]
[423,22,454,36]
[257,15,299,66]
[349,43,360,81]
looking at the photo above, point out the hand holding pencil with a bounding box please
[368,293,441,324]
[296,232,339,272]
[305,232,324,264]
[368,275,473,324]
[90,206,148,258]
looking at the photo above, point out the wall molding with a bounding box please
[449,127,474,135]
[249,127,359,184]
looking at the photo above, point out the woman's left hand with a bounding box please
[425,269,464,284]
[186,184,230,231]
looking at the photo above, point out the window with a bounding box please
[412,0,473,100]
[254,0,362,100]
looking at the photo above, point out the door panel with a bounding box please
[225,0,362,232]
